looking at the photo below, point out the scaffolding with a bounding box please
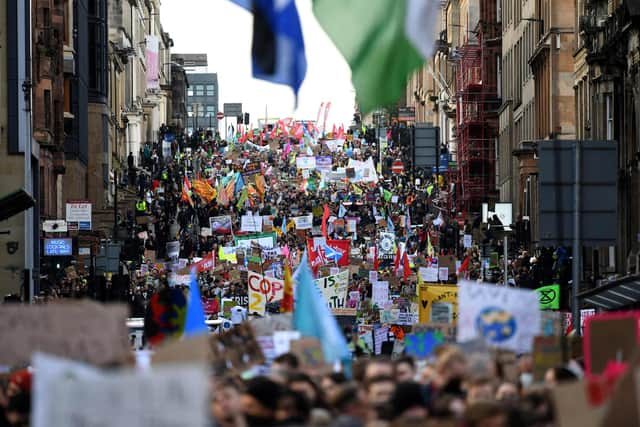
[453,24,501,213]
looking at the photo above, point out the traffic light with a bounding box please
[244,112,250,125]
[237,115,243,124]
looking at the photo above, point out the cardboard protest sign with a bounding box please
[210,215,233,234]
[293,214,313,230]
[33,353,209,427]
[247,271,285,315]
[411,323,457,343]
[532,335,563,382]
[457,281,541,353]
[290,338,328,373]
[418,284,458,324]
[210,323,265,373]
[315,270,349,314]
[250,313,293,336]
[583,311,640,375]
[0,302,129,367]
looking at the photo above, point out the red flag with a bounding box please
[332,124,337,136]
[337,125,345,140]
[294,123,304,140]
[457,256,470,275]
[321,204,330,237]
[393,246,401,275]
[181,175,194,207]
[373,243,379,271]
[403,251,411,281]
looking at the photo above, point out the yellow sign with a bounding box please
[418,284,458,324]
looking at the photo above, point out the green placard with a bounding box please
[536,284,560,310]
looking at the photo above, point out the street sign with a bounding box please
[538,140,617,245]
[391,160,404,174]
[398,107,416,122]
[42,220,67,233]
[223,103,242,117]
[66,200,92,231]
[216,111,224,120]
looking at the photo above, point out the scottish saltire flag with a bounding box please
[184,269,208,337]
[293,251,351,363]
[230,0,307,98]
[323,243,343,263]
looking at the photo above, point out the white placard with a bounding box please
[457,281,541,353]
[273,331,302,356]
[372,281,389,307]
[247,271,285,315]
[241,214,263,232]
[463,234,472,248]
[369,270,378,283]
[292,214,313,230]
[438,267,449,281]
[296,156,317,170]
[419,266,439,282]
[33,353,209,427]
[66,201,92,230]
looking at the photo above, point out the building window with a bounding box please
[206,84,215,96]
[44,90,52,130]
[187,87,193,97]
[195,85,204,96]
[206,105,215,116]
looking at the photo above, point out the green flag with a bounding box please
[536,284,560,310]
[383,189,392,202]
[236,188,248,209]
[313,0,439,114]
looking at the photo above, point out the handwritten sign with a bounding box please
[372,281,389,307]
[0,302,129,367]
[315,270,349,314]
[418,284,458,324]
[457,281,541,353]
[247,271,285,315]
[33,353,209,427]
[290,338,326,372]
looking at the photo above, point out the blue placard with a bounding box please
[44,238,73,256]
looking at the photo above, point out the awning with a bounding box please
[579,275,640,310]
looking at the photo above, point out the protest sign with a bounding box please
[315,155,332,170]
[412,323,457,344]
[247,271,285,315]
[457,281,541,353]
[418,284,458,324]
[315,270,349,314]
[210,323,265,373]
[532,335,563,382]
[166,241,180,259]
[290,338,327,373]
[296,156,316,169]
[293,214,313,230]
[250,313,293,336]
[583,311,640,375]
[242,161,261,176]
[463,234,472,248]
[372,281,389,307]
[273,331,302,356]
[241,214,263,232]
[419,266,439,282]
[234,232,276,249]
[536,284,561,310]
[210,215,233,234]
[438,267,449,281]
[33,353,209,427]
[405,332,445,359]
[0,302,129,367]
[374,326,389,355]
[369,270,378,283]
